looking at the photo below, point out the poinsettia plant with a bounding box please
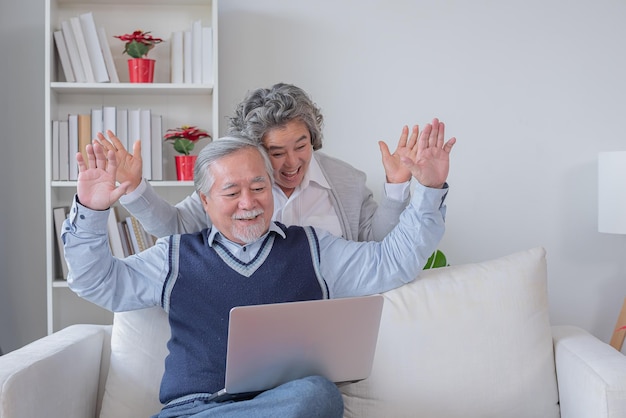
[114,30,163,59]
[164,125,212,155]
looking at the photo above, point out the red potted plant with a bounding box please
[115,30,163,83]
[164,125,212,180]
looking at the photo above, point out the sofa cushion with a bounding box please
[99,307,169,418]
[340,247,560,418]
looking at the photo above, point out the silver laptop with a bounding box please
[208,294,384,402]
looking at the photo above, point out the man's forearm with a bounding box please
[120,180,208,237]
[63,195,166,311]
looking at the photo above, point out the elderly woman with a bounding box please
[97,83,451,241]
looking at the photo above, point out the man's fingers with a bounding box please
[378,141,391,159]
[395,125,409,148]
[437,121,446,149]
[443,137,457,153]
[85,144,98,169]
[407,125,419,149]
[107,130,125,151]
[428,118,440,148]
[76,151,86,172]
[110,181,131,201]
[417,123,432,151]
[94,133,115,152]
[132,139,142,158]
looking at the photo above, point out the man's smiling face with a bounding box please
[199,147,274,244]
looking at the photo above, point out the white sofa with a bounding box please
[2,247,626,418]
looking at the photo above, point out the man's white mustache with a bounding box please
[232,209,264,220]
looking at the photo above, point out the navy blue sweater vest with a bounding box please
[159,224,328,404]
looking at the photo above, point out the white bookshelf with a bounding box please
[45,0,219,334]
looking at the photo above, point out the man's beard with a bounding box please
[232,209,267,244]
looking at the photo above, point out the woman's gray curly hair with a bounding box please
[227,83,324,150]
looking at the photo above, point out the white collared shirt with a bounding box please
[272,155,343,236]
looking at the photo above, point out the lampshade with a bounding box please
[598,151,626,234]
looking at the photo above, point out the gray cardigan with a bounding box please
[121,152,409,241]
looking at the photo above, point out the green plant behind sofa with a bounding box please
[423,249,448,269]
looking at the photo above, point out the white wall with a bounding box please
[0,0,47,353]
[2,0,625,352]
[218,0,626,345]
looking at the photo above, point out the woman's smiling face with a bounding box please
[262,119,313,197]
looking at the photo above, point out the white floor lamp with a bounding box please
[598,151,626,351]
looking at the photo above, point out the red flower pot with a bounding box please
[128,58,155,83]
[175,155,197,181]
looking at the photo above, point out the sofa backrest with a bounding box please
[98,247,559,418]
[341,246,560,418]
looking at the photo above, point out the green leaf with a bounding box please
[125,40,150,58]
[423,249,448,270]
[173,138,195,155]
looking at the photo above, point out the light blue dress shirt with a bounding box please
[63,182,448,312]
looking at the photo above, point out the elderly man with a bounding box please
[63,122,455,418]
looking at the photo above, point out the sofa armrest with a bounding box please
[552,325,626,418]
[0,324,110,418]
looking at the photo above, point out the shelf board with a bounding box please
[51,82,213,95]
[52,180,194,187]
[57,0,208,6]
[52,279,69,288]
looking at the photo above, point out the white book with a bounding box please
[125,216,153,254]
[52,120,60,181]
[53,31,75,82]
[125,216,142,254]
[117,220,132,257]
[201,27,213,84]
[107,208,126,258]
[116,108,129,152]
[191,20,202,84]
[102,106,116,137]
[151,114,163,181]
[128,109,141,158]
[79,12,109,83]
[61,20,86,83]
[70,16,96,83]
[140,109,152,180]
[53,207,70,279]
[58,120,70,181]
[97,26,119,83]
[91,107,103,141]
[68,114,79,180]
[183,30,192,84]
[170,31,184,84]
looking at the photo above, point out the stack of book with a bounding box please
[108,209,157,259]
[51,106,163,181]
[170,20,213,84]
[53,206,157,280]
[52,206,70,279]
[53,12,118,83]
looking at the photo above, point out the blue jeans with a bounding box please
[153,375,344,418]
